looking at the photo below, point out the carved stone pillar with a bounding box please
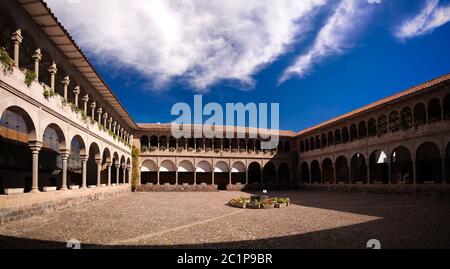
[62,76,70,100]
[11,29,23,66]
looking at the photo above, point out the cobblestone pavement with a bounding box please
[0,191,449,249]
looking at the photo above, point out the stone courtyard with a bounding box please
[1,190,449,249]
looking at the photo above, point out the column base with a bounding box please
[60,186,68,191]
[30,188,40,193]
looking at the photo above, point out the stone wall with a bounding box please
[0,185,131,225]
[137,184,218,192]
[299,184,450,196]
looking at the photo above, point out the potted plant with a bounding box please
[261,199,275,209]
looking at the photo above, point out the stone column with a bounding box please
[112,121,117,134]
[96,159,102,187]
[90,102,96,119]
[228,171,232,185]
[82,95,89,114]
[261,168,264,184]
[441,152,446,185]
[194,171,197,185]
[108,117,113,131]
[11,29,23,66]
[127,165,132,185]
[62,76,70,101]
[103,112,108,127]
[245,170,249,185]
[29,141,43,193]
[48,63,57,91]
[81,155,88,189]
[60,149,70,191]
[157,169,160,185]
[97,107,103,124]
[32,49,42,80]
[107,162,112,186]
[73,86,80,108]
[175,170,179,185]
[212,171,215,185]
[412,157,417,185]
[122,166,126,184]
[115,164,120,185]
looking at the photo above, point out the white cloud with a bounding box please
[395,0,450,40]
[45,0,327,91]
[279,0,373,83]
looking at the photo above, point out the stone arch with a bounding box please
[327,131,334,146]
[315,136,321,149]
[263,162,276,184]
[391,146,413,184]
[414,103,427,127]
[369,150,389,184]
[159,159,175,185]
[140,135,149,149]
[100,148,111,185]
[214,161,229,190]
[178,160,194,185]
[322,158,334,184]
[1,105,37,141]
[350,124,358,141]
[111,152,120,185]
[231,161,246,184]
[368,118,377,137]
[169,136,176,149]
[42,123,67,150]
[358,121,367,139]
[150,135,158,147]
[389,111,400,133]
[141,159,158,185]
[400,107,413,130]
[342,127,349,143]
[159,136,168,150]
[300,161,310,183]
[310,137,315,150]
[305,139,310,151]
[67,135,86,187]
[278,163,290,184]
[444,94,450,120]
[248,162,261,184]
[196,160,212,185]
[428,98,442,123]
[334,129,342,144]
[321,134,327,148]
[335,156,349,183]
[378,114,388,136]
[311,160,321,183]
[446,142,450,183]
[87,142,101,186]
[351,153,367,184]
[416,142,442,184]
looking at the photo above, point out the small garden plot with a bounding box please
[228,195,290,209]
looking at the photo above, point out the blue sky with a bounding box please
[47,0,450,132]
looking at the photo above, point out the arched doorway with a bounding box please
[311,160,321,183]
[101,148,111,185]
[196,161,212,185]
[0,106,36,193]
[214,161,229,190]
[231,162,246,184]
[159,160,176,185]
[68,136,86,188]
[278,163,290,184]
[300,162,310,183]
[41,124,67,190]
[369,150,389,184]
[416,142,442,184]
[335,156,349,184]
[322,158,334,184]
[87,143,101,187]
[446,142,450,183]
[263,162,276,184]
[140,160,157,185]
[178,160,194,185]
[391,147,413,184]
[351,153,367,184]
[111,152,119,185]
[248,162,261,184]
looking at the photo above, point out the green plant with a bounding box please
[24,69,36,87]
[42,85,56,100]
[131,146,140,190]
[0,47,14,75]
[141,145,149,152]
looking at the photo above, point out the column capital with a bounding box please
[73,86,80,95]
[95,158,102,165]
[62,76,70,85]
[115,163,121,169]
[48,62,57,74]
[28,141,43,152]
[113,121,117,128]
[59,149,71,159]
[90,101,96,109]
[80,155,89,162]
[82,94,89,102]
[11,29,23,44]
[97,107,103,114]
[32,48,42,61]
[108,117,113,123]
